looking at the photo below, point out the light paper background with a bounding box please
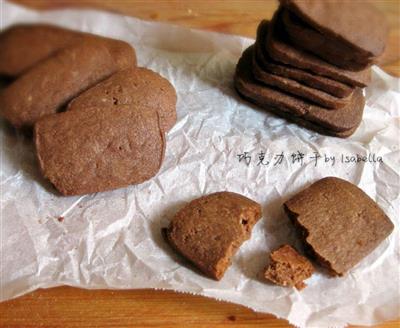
[0,2,399,327]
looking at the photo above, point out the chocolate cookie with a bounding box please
[68,67,177,132]
[284,177,394,276]
[34,105,165,196]
[281,10,371,71]
[234,46,364,135]
[0,24,79,78]
[265,106,358,139]
[264,244,314,290]
[279,0,388,68]
[0,37,136,129]
[252,49,352,109]
[0,24,137,78]
[266,14,371,87]
[165,192,262,280]
[255,20,354,98]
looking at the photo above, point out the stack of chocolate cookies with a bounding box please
[235,0,388,138]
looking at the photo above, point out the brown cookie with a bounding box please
[281,10,371,71]
[67,67,177,133]
[34,105,165,196]
[264,244,314,290]
[165,192,262,280]
[0,24,79,78]
[255,20,354,98]
[264,106,358,139]
[234,46,364,134]
[266,14,371,87]
[284,177,394,276]
[0,37,136,129]
[252,48,352,109]
[0,24,137,78]
[279,0,388,68]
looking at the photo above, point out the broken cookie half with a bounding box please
[264,244,314,290]
[165,191,262,280]
[284,177,394,276]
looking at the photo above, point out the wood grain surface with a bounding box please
[1,1,400,327]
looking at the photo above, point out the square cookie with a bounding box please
[284,177,394,276]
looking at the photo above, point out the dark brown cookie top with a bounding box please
[0,24,79,77]
[281,9,371,70]
[266,15,371,87]
[68,67,177,133]
[234,46,365,132]
[264,244,314,290]
[279,0,388,58]
[166,192,262,280]
[0,37,136,129]
[284,177,394,276]
[34,104,165,196]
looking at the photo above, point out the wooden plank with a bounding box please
[0,286,399,327]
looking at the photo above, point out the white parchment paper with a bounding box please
[0,1,399,327]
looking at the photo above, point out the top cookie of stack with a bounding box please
[234,0,388,138]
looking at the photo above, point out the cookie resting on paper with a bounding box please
[165,192,262,280]
[67,67,177,133]
[264,244,314,290]
[34,104,165,196]
[0,33,135,129]
[284,177,394,276]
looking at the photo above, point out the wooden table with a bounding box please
[1,1,399,327]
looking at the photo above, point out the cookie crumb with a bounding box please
[264,244,314,290]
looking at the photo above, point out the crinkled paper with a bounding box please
[0,2,399,327]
